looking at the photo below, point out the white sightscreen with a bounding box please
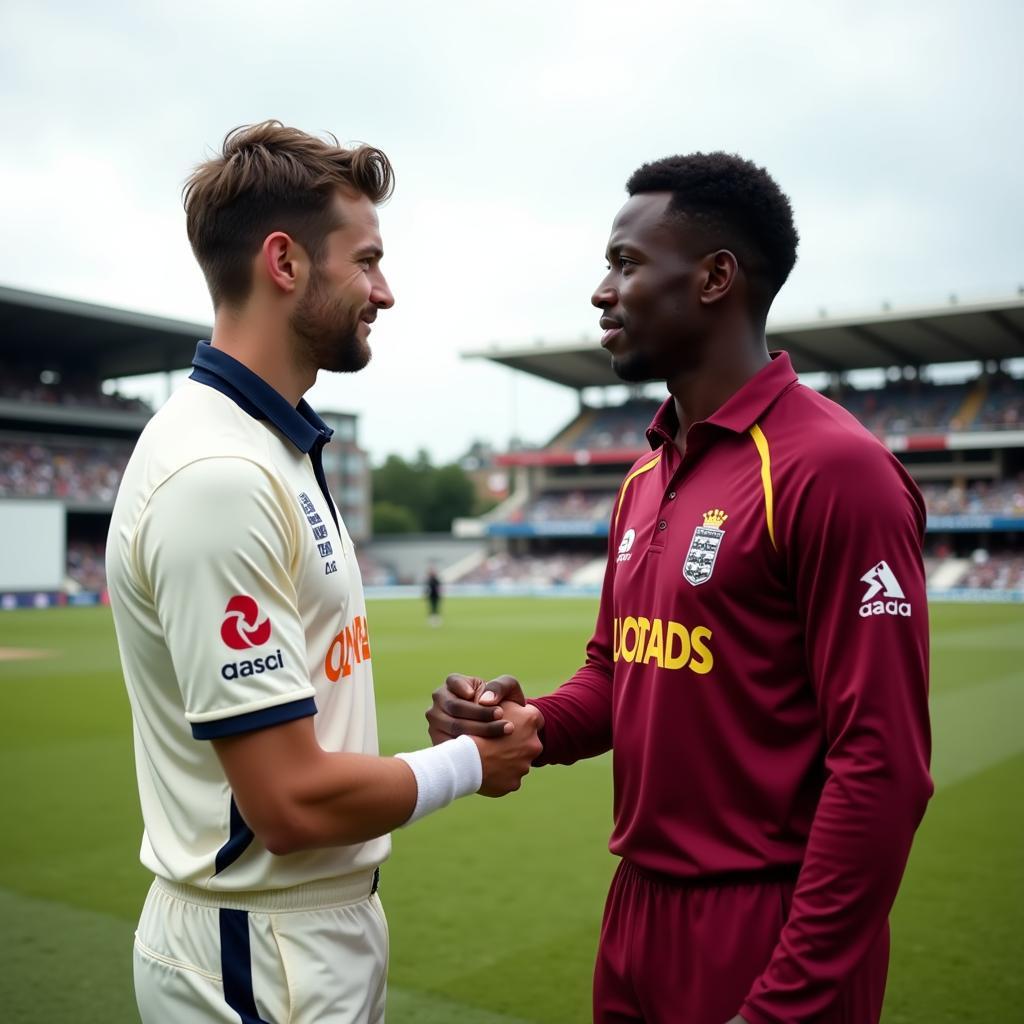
[0,501,65,590]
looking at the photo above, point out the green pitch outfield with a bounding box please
[0,599,1021,1023]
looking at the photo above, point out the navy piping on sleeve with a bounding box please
[219,908,272,1024]
[191,697,317,740]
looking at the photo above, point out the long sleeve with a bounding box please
[530,523,617,765]
[741,444,933,1024]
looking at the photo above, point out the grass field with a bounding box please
[0,597,1021,1022]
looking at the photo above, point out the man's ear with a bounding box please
[698,249,738,306]
[261,231,304,295]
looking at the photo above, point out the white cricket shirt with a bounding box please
[106,342,390,891]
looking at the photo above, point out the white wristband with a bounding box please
[394,734,483,826]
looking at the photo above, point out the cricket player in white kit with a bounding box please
[106,122,542,1024]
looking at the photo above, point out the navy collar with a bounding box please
[189,341,332,454]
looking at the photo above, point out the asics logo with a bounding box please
[221,595,272,650]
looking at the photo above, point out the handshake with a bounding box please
[426,673,543,797]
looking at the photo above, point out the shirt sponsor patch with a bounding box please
[324,614,372,681]
[617,528,636,563]
[683,509,728,586]
[859,560,911,617]
[220,595,272,649]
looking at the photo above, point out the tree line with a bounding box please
[371,452,484,534]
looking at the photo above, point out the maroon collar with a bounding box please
[645,351,799,449]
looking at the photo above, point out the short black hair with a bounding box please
[626,152,799,311]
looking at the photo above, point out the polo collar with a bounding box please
[645,351,799,449]
[189,341,332,454]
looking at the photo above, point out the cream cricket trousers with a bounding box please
[133,871,387,1023]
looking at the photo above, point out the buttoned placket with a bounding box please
[646,426,717,556]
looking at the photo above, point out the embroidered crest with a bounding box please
[683,509,728,586]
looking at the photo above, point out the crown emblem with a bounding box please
[702,508,728,528]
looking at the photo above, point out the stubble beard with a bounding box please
[291,269,371,374]
[611,349,660,384]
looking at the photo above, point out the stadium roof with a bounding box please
[0,284,210,378]
[464,296,1024,389]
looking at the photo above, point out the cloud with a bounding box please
[1,0,1021,461]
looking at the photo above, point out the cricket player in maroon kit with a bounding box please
[428,153,932,1023]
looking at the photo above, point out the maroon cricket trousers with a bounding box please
[593,860,889,1024]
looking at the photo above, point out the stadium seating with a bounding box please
[65,540,107,591]
[456,552,593,587]
[0,440,133,503]
[502,480,1024,527]
[949,552,1024,589]
[975,373,1024,429]
[0,366,151,413]
[550,399,660,451]
[545,379,1023,454]
[837,381,971,434]
[355,550,398,586]
[919,478,1024,516]
[513,491,616,523]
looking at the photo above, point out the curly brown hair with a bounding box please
[184,121,394,308]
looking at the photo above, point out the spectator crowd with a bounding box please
[552,376,1023,454]
[0,440,132,503]
[1,365,151,414]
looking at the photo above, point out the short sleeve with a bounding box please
[133,456,316,739]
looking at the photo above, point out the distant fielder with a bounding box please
[429,153,932,1023]
[106,122,541,1024]
[425,564,442,626]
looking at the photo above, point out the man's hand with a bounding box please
[427,673,531,744]
[472,701,544,797]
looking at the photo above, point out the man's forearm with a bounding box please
[218,737,420,854]
[530,663,613,765]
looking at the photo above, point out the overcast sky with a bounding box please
[1,0,1021,463]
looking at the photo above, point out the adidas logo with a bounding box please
[617,528,636,563]
[859,561,911,618]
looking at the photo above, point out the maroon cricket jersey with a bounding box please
[531,353,932,1022]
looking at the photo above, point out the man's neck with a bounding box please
[209,306,313,407]
[668,328,770,450]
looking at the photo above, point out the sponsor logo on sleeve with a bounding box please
[221,650,285,680]
[859,561,911,617]
[617,528,636,563]
[218,596,284,679]
[221,595,272,649]
[219,596,283,679]
[683,509,728,586]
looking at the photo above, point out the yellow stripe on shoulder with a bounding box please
[615,455,662,531]
[748,423,777,551]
